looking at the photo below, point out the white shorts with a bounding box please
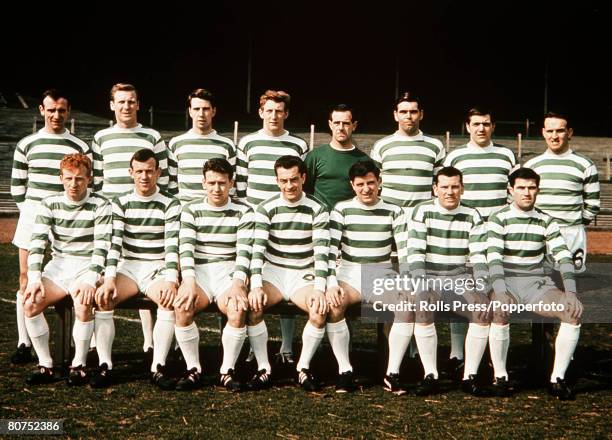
[505,276,557,304]
[262,263,314,301]
[41,256,92,295]
[194,261,234,303]
[338,263,398,303]
[12,200,41,249]
[559,225,587,273]
[117,259,166,295]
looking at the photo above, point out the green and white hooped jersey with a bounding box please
[370,130,445,208]
[179,197,254,282]
[11,129,92,208]
[236,130,308,207]
[328,197,407,286]
[443,142,517,219]
[168,130,236,204]
[487,204,575,294]
[408,199,488,278]
[106,189,180,283]
[92,124,173,198]
[524,149,600,227]
[28,191,112,287]
[250,193,330,292]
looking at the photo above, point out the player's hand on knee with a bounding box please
[310,289,328,315]
[325,286,344,308]
[159,281,177,309]
[564,291,583,320]
[498,291,516,319]
[226,280,248,312]
[23,282,42,304]
[97,277,116,307]
[74,282,95,306]
[174,281,196,311]
[248,287,266,312]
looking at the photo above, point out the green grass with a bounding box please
[0,244,610,439]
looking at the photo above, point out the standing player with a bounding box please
[173,158,253,391]
[10,89,92,364]
[524,112,600,273]
[405,167,491,396]
[370,92,445,211]
[246,156,330,392]
[94,149,180,389]
[442,108,516,370]
[487,168,582,400]
[92,83,173,354]
[168,88,236,204]
[327,160,407,393]
[236,90,309,364]
[21,154,111,385]
[304,104,370,211]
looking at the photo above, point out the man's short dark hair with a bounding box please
[395,91,422,111]
[188,88,216,108]
[274,155,306,176]
[466,107,495,124]
[203,157,233,180]
[509,167,540,187]
[434,166,463,185]
[543,111,570,128]
[42,89,70,106]
[110,83,138,101]
[130,148,159,169]
[349,160,380,181]
[328,104,356,122]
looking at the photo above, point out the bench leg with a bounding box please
[54,298,74,372]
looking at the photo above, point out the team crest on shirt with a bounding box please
[303,273,315,281]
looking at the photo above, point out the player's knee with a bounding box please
[226,308,245,327]
[308,310,326,327]
[327,304,346,322]
[174,308,194,326]
[23,301,41,318]
[247,310,263,326]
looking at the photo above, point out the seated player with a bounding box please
[487,167,583,400]
[22,153,111,385]
[406,166,491,396]
[94,148,181,389]
[247,155,330,392]
[173,158,254,391]
[326,160,407,393]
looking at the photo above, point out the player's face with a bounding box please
[189,98,216,134]
[543,117,573,155]
[203,170,232,207]
[39,96,69,134]
[110,90,139,127]
[509,178,539,211]
[433,174,463,210]
[467,114,495,147]
[276,166,305,203]
[60,165,91,202]
[328,111,356,145]
[394,101,423,136]
[259,100,288,134]
[129,157,160,197]
[350,172,381,206]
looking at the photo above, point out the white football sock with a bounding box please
[326,319,352,373]
[72,319,94,368]
[24,313,52,368]
[386,322,414,375]
[551,323,581,382]
[151,309,175,372]
[449,322,467,360]
[175,322,201,372]
[139,309,154,352]
[279,316,295,354]
[94,310,115,369]
[247,321,271,373]
[16,292,31,347]
[220,324,247,374]
[414,323,438,379]
[296,322,325,371]
[489,323,509,380]
[463,324,490,379]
